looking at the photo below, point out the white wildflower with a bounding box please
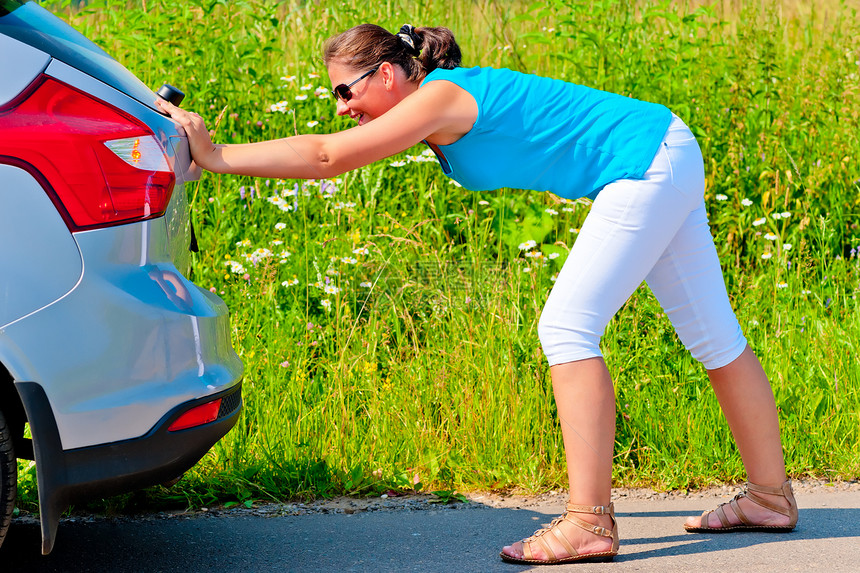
[250,248,273,260]
[269,101,290,113]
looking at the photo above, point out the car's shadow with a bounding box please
[1,505,859,572]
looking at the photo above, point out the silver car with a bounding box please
[0,0,243,554]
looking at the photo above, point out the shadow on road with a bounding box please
[617,507,860,559]
[1,504,858,572]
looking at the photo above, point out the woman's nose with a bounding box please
[335,98,350,116]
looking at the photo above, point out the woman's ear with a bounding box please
[378,61,397,91]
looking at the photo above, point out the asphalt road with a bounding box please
[1,487,858,572]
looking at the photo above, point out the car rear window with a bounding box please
[0,0,158,109]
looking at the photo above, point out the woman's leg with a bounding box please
[639,179,791,526]
[502,358,617,560]
[684,347,791,527]
[503,117,706,560]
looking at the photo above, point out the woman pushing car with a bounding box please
[157,23,797,565]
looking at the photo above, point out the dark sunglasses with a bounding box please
[332,67,379,102]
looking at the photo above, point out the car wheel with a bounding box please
[0,409,16,549]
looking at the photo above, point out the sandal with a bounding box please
[684,479,798,533]
[500,502,619,565]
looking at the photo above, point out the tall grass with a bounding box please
[18,0,860,510]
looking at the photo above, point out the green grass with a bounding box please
[16,0,860,512]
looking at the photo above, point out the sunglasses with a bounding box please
[332,67,379,102]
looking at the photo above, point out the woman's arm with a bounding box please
[156,79,477,180]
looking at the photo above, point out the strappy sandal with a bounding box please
[684,479,798,533]
[500,502,619,565]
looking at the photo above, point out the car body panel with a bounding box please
[0,33,49,106]
[0,164,83,327]
[2,214,242,450]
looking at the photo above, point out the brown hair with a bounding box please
[323,24,462,82]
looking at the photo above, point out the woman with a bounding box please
[157,24,798,565]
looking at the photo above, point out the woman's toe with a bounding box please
[685,515,702,528]
[501,541,524,559]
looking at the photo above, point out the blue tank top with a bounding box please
[420,66,673,199]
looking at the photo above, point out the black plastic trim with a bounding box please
[15,381,242,554]
[0,365,30,459]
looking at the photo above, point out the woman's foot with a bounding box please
[684,480,798,532]
[500,503,619,564]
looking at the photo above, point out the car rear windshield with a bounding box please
[0,0,158,109]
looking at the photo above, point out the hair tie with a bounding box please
[397,24,422,56]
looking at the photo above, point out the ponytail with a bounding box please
[409,25,462,77]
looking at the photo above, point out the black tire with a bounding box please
[0,409,16,549]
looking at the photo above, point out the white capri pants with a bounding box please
[538,116,747,371]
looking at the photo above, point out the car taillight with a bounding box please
[0,75,174,231]
[168,399,222,432]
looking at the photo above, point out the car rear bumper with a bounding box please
[16,380,242,554]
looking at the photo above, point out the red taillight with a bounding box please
[168,399,222,432]
[0,75,175,231]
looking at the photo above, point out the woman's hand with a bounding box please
[155,98,220,172]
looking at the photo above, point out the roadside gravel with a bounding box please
[15,477,859,524]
